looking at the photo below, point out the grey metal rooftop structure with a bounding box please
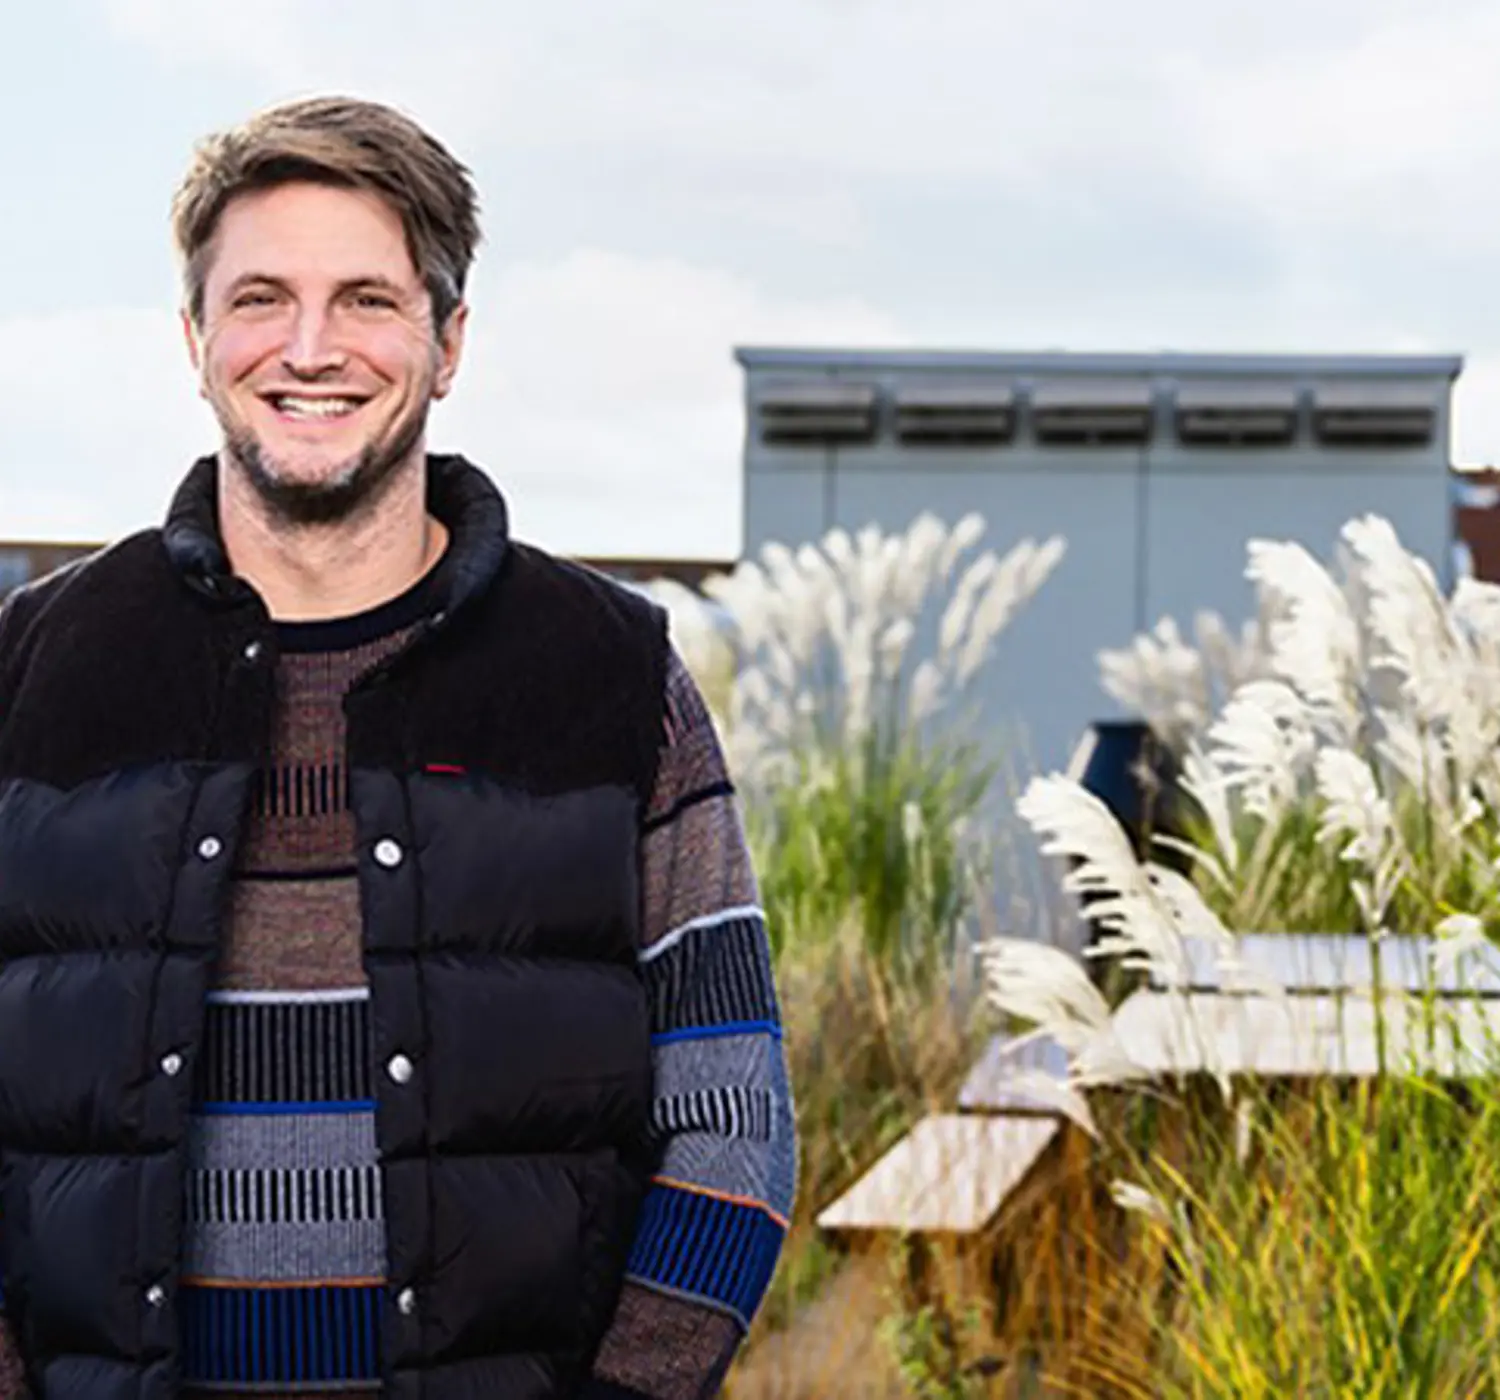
[736,345,1463,779]
[736,348,1465,378]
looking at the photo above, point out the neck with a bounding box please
[217,450,449,622]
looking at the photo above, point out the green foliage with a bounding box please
[1113,1067,1500,1398]
[747,724,995,974]
[878,1298,988,1400]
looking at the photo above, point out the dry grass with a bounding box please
[728,981,1500,1398]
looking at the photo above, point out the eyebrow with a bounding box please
[223,273,410,300]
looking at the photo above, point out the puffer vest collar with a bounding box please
[161,452,512,621]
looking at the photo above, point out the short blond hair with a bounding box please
[172,95,481,329]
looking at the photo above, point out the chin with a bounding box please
[225,426,420,528]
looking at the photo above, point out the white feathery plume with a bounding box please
[955,537,1065,686]
[1432,912,1492,980]
[981,937,1114,1050]
[1372,710,1456,824]
[938,553,997,659]
[849,541,892,626]
[1313,747,1408,934]
[1145,862,1284,998]
[1016,775,1192,988]
[704,561,770,654]
[1245,538,1361,743]
[1350,842,1406,937]
[1340,515,1455,728]
[980,938,1145,1104]
[839,612,877,746]
[936,511,987,583]
[1097,616,1209,748]
[878,618,916,679]
[709,512,1058,787]
[762,633,800,697]
[759,540,803,605]
[642,579,729,694]
[908,659,945,725]
[1449,576,1500,638]
[1097,609,1270,754]
[1111,1180,1173,1228]
[1194,610,1268,700]
[1314,747,1397,869]
[1145,864,1236,957]
[892,511,948,616]
[1178,742,1239,877]
[1206,679,1315,823]
[994,1070,1103,1138]
[1449,576,1500,766]
[901,800,925,850]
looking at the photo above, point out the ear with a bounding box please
[181,307,204,375]
[432,302,469,401]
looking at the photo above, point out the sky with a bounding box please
[4,0,1500,559]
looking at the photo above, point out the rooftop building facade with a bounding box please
[738,347,1462,773]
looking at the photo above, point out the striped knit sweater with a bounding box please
[0,569,794,1400]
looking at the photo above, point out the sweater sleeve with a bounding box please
[585,648,796,1400]
[0,1324,24,1400]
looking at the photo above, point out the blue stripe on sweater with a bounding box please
[625,1183,786,1328]
[651,1020,781,1047]
[181,1283,382,1386]
[195,1099,377,1116]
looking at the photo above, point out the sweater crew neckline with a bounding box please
[272,552,446,654]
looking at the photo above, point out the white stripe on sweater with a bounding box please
[639,904,766,964]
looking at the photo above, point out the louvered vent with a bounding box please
[1176,384,1298,446]
[756,381,879,444]
[894,383,1016,445]
[1032,381,1154,445]
[1312,384,1436,447]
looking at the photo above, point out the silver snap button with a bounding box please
[242,640,264,662]
[145,1284,166,1308]
[197,836,223,861]
[374,838,404,869]
[396,1286,416,1316]
[160,1053,183,1078]
[387,1053,414,1085]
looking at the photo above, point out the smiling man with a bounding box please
[0,98,793,1400]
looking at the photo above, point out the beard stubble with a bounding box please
[223,391,432,529]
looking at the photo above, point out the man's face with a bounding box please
[185,180,466,526]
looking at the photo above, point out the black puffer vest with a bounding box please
[0,455,668,1399]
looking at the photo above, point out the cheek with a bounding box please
[364,328,440,389]
[203,325,280,387]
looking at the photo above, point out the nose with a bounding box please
[281,305,348,379]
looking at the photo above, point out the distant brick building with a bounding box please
[0,541,98,598]
[1452,469,1500,584]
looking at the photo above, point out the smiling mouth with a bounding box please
[264,393,370,422]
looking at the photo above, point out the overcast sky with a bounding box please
[3,0,1498,558]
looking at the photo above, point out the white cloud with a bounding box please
[1180,3,1500,257]
[439,250,903,556]
[0,308,213,540]
[0,254,902,554]
[68,0,1500,488]
[98,0,1487,182]
[1452,357,1500,469]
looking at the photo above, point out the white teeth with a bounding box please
[276,396,362,419]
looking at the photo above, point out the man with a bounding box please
[0,96,794,1400]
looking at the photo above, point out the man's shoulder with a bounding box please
[501,538,666,639]
[0,530,170,642]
